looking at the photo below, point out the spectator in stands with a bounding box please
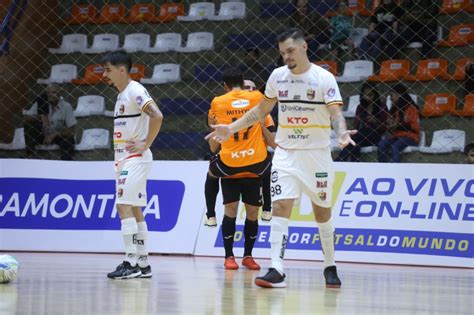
[464,62,474,96]
[290,0,331,60]
[358,0,403,61]
[329,0,355,58]
[336,82,388,162]
[464,143,474,164]
[242,47,269,92]
[23,84,77,160]
[398,0,438,59]
[377,83,420,163]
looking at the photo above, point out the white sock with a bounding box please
[121,217,138,265]
[136,221,149,268]
[318,217,336,267]
[270,216,289,275]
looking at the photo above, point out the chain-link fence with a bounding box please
[0,0,472,163]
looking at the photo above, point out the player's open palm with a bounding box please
[205,124,232,143]
[338,130,358,148]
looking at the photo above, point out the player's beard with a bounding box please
[287,63,297,70]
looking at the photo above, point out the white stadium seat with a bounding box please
[48,33,88,54]
[0,128,26,150]
[176,32,214,53]
[143,33,182,53]
[177,2,215,21]
[342,95,360,118]
[37,64,78,84]
[122,33,151,53]
[75,128,111,151]
[336,60,374,83]
[386,94,419,111]
[141,64,181,85]
[419,129,466,154]
[83,33,119,54]
[74,95,105,117]
[209,2,246,21]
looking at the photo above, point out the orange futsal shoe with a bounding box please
[224,256,239,270]
[242,256,261,270]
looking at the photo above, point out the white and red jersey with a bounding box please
[265,64,343,150]
[113,80,154,164]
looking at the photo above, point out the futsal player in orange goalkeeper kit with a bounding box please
[207,69,275,270]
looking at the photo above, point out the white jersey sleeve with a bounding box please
[322,73,343,106]
[264,69,279,99]
[127,82,154,112]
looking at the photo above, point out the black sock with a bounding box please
[244,219,258,257]
[262,171,271,212]
[222,215,236,258]
[205,174,219,218]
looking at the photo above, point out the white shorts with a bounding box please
[115,161,152,207]
[270,146,333,208]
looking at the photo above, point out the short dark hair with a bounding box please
[464,142,474,155]
[101,50,132,72]
[222,67,244,88]
[277,28,305,43]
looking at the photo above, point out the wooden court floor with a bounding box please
[0,252,472,315]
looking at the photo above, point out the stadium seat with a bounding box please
[259,2,294,18]
[440,0,470,14]
[438,24,474,47]
[83,33,119,54]
[404,59,450,81]
[419,129,466,154]
[126,3,157,24]
[144,33,182,53]
[342,95,359,118]
[37,64,77,84]
[421,94,457,117]
[140,64,181,85]
[176,32,214,53]
[129,64,145,81]
[75,128,110,151]
[446,58,472,81]
[0,128,25,150]
[336,60,374,83]
[350,27,369,48]
[177,2,215,21]
[73,95,105,117]
[356,0,379,16]
[66,4,97,24]
[314,60,338,75]
[209,2,246,21]
[386,94,419,111]
[71,64,104,85]
[35,144,60,151]
[122,33,151,53]
[368,59,410,82]
[452,94,474,117]
[154,2,185,23]
[48,33,88,54]
[93,4,126,24]
[159,98,209,115]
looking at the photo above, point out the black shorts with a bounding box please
[209,153,272,178]
[221,177,263,206]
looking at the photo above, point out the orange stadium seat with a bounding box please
[129,64,145,81]
[358,0,380,16]
[153,2,185,23]
[313,60,338,75]
[446,58,472,80]
[71,64,104,85]
[421,94,457,117]
[452,94,474,117]
[405,59,450,81]
[126,3,157,24]
[438,24,474,47]
[66,4,97,24]
[368,59,410,82]
[93,4,126,24]
[440,0,469,14]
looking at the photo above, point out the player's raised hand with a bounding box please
[338,130,358,148]
[205,124,233,143]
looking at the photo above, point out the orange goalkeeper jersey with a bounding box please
[209,89,268,167]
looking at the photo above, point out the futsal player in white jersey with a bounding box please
[206,28,357,288]
[101,50,163,279]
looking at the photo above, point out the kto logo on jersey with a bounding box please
[279,90,288,98]
[231,99,250,109]
[287,117,309,124]
[231,148,255,159]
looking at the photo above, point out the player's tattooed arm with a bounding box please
[143,101,163,150]
[143,101,162,118]
[229,97,277,134]
[330,109,348,137]
[328,104,357,148]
